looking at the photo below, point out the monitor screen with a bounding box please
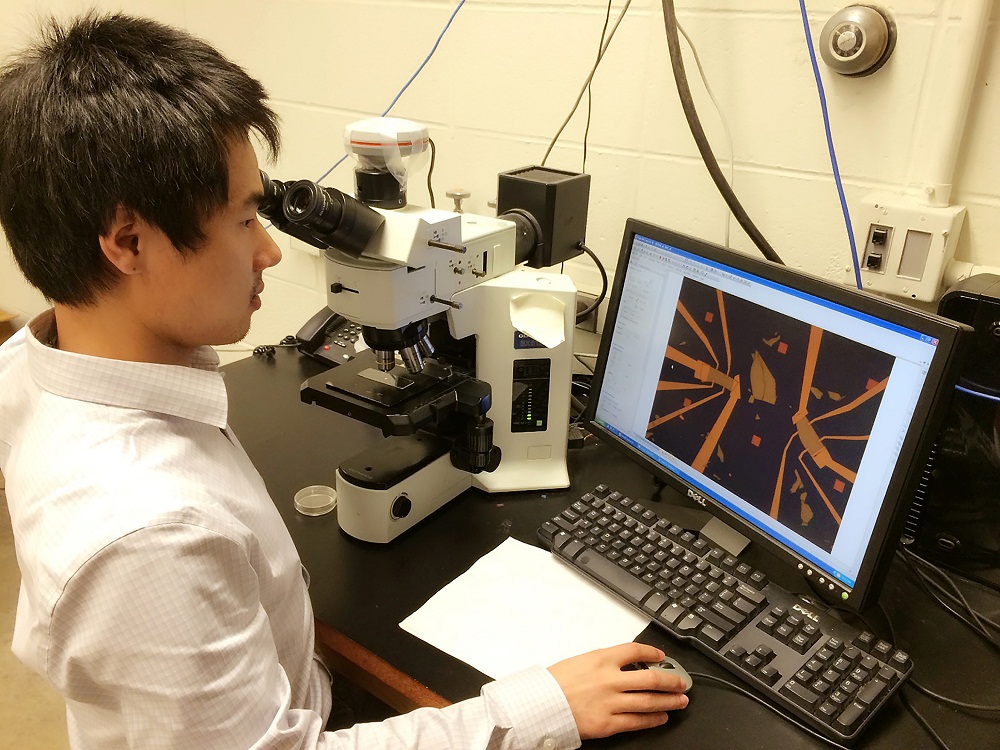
[586,219,969,611]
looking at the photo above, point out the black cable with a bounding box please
[876,600,1000,715]
[899,688,953,750]
[542,0,632,166]
[906,562,999,647]
[253,335,300,358]
[906,679,1000,714]
[915,567,1000,634]
[583,0,614,173]
[686,672,850,749]
[426,137,437,209]
[575,243,609,324]
[897,548,1000,648]
[659,0,783,265]
[925,557,1000,596]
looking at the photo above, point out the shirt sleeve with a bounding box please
[317,666,580,750]
[45,522,580,750]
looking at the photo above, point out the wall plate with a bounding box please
[844,194,966,302]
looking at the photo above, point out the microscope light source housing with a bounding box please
[497,166,591,268]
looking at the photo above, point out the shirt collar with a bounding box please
[26,310,229,429]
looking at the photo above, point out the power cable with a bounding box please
[542,0,633,166]
[575,243,608,324]
[659,0,783,265]
[426,138,437,208]
[582,0,614,173]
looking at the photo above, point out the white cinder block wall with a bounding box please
[1,0,998,364]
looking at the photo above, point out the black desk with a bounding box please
[225,349,999,749]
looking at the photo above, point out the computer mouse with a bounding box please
[624,657,693,693]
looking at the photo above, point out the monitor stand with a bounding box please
[652,479,750,557]
[701,516,750,557]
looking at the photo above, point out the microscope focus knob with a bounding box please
[390,495,412,520]
[446,188,471,213]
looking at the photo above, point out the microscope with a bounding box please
[260,118,590,542]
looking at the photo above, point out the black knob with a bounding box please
[390,495,411,519]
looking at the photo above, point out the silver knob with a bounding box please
[446,188,471,213]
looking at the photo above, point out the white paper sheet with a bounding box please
[399,537,650,680]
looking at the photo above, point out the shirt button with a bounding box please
[540,738,556,750]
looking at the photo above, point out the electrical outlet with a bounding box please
[576,292,600,333]
[845,194,966,302]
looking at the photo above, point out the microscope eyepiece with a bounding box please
[280,179,385,258]
[258,171,288,224]
[257,172,385,258]
[284,180,340,223]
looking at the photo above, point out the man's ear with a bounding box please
[98,206,147,275]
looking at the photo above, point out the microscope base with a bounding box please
[336,449,472,544]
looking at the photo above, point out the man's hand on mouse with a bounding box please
[548,642,690,740]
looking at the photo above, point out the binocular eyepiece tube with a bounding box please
[258,172,385,258]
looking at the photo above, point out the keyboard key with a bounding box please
[853,631,876,652]
[833,701,867,734]
[752,645,775,664]
[889,650,912,672]
[563,545,651,603]
[643,592,669,616]
[873,640,893,660]
[697,623,728,649]
[758,665,781,686]
[857,679,888,706]
[676,613,703,635]
[817,701,839,723]
[781,679,820,710]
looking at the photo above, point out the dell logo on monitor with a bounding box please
[686,488,707,507]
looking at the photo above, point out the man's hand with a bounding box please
[548,643,690,740]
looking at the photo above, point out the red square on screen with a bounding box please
[751,435,761,447]
[777,342,788,354]
[834,479,846,493]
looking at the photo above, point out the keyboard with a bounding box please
[538,484,913,746]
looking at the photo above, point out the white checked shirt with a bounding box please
[0,310,579,750]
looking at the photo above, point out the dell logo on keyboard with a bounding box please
[792,603,820,623]
[686,489,707,507]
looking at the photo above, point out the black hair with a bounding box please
[0,12,281,305]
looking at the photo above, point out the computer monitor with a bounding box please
[586,219,969,612]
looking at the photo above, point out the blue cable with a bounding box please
[315,0,467,184]
[798,0,863,290]
[955,384,1000,403]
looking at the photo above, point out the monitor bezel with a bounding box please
[584,218,969,612]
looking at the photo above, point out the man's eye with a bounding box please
[242,218,255,228]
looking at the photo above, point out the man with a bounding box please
[0,12,689,748]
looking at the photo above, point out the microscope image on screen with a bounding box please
[646,277,895,553]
